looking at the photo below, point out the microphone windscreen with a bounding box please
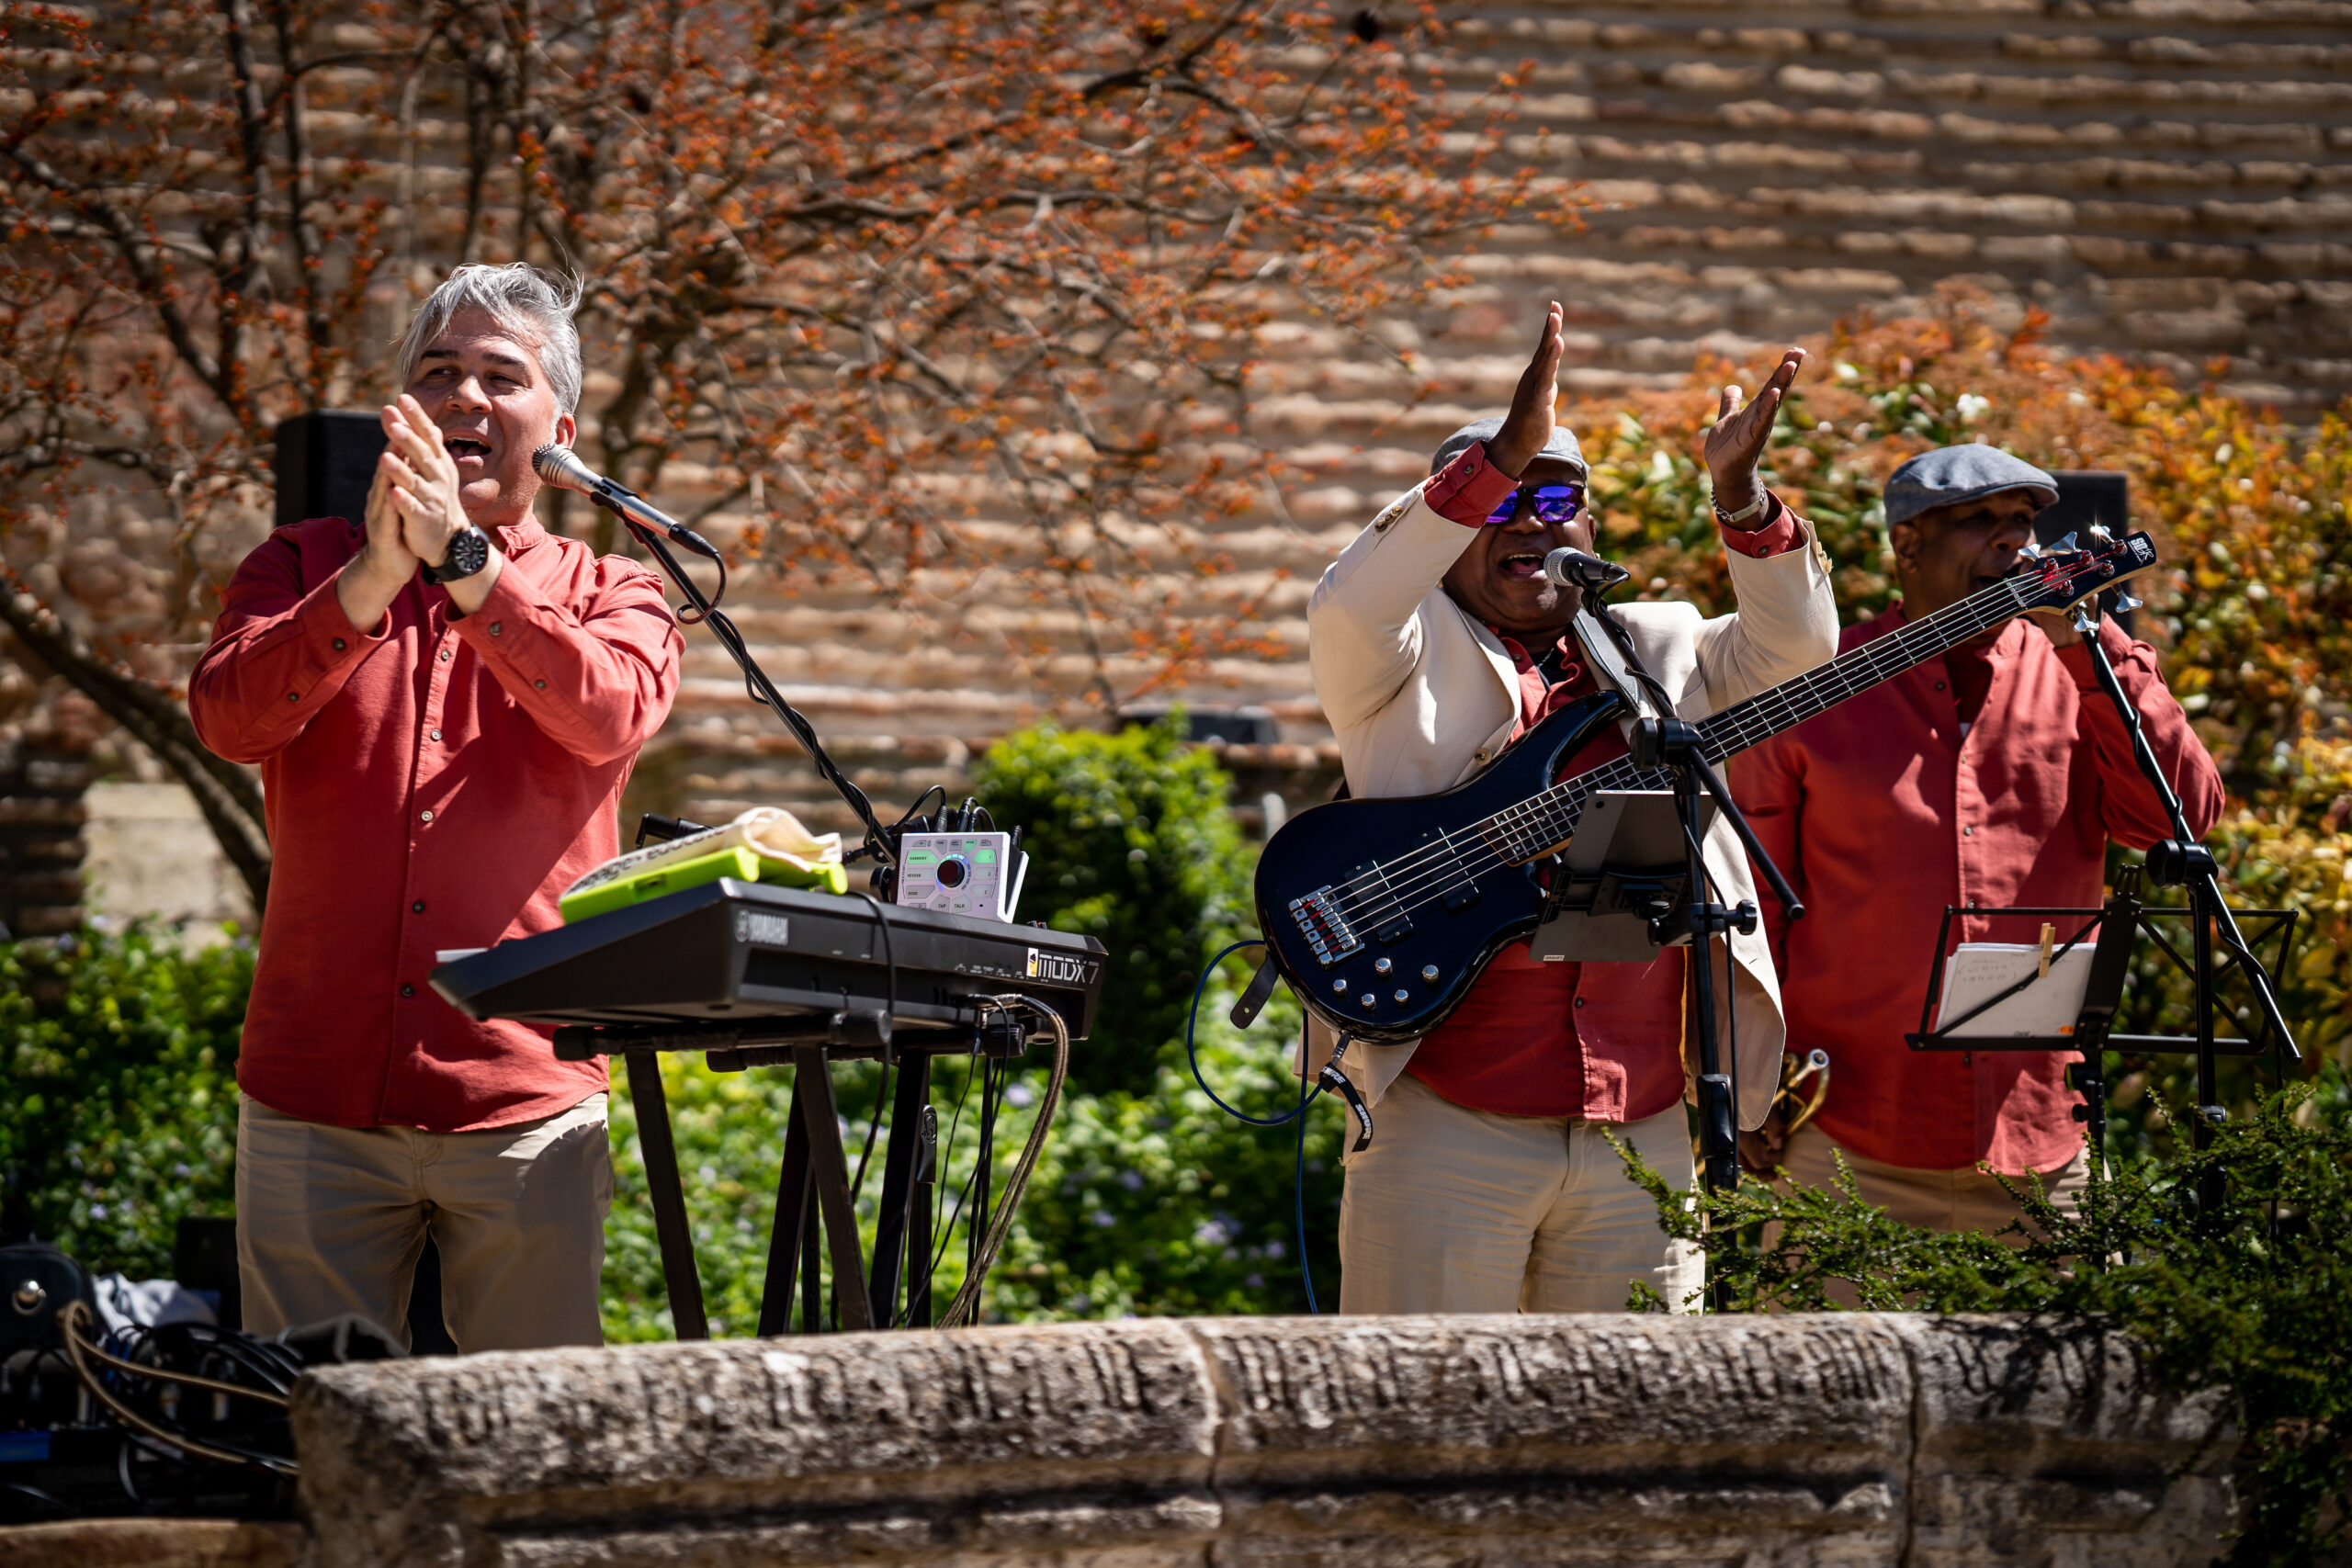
[532,444,601,494]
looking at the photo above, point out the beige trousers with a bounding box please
[1338,1075,1704,1314]
[235,1093,611,1351]
[1776,1125,2090,1235]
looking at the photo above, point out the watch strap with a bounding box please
[1713,490,1770,526]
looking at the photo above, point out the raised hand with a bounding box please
[1702,347,1805,516]
[1486,301,1566,479]
[334,450,424,635]
[379,394,471,568]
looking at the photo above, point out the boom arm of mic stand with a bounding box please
[616,513,899,868]
[1682,749,1805,922]
[2073,609,2298,1064]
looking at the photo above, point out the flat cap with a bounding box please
[1883,445,2057,526]
[1429,416,1587,480]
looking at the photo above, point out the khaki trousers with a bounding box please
[1777,1125,2090,1235]
[1338,1075,1704,1314]
[1770,1127,2089,1308]
[235,1094,611,1352]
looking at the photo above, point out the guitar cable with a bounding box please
[1186,939,1343,1312]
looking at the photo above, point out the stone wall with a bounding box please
[291,1313,2235,1567]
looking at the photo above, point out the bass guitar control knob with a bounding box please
[1421,965,1440,983]
[1359,994,1376,1010]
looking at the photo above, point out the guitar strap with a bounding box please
[1569,605,1667,724]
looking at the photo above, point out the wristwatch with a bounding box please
[421,526,492,585]
[1713,491,1772,528]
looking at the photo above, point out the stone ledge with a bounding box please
[291,1314,2235,1568]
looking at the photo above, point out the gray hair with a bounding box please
[393,263,585,415]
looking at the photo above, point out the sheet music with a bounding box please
[1933,942,2094,1036]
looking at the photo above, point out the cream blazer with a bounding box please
[1304,481,1840,1130]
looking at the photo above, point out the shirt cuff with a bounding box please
[1718,492,1802,558]
[1423,442,1522,528]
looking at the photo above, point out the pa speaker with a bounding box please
[272,411,387,530]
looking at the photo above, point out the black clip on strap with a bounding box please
[1317,1032,1374,1153]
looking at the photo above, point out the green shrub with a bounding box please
[0,923,251,1277]
[1630,1084,2352,1565]
[968,714,1251,1098]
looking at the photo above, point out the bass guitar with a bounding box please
[1255,530,2160,1043]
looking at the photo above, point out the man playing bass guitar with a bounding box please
[1306,303,1838,1314]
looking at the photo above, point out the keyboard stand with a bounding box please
[560,1006,1026,1337]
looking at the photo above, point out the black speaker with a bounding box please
[272,411,387,530]
[2036,469,2136,636]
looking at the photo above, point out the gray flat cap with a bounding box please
[1883,445,2057,526]
[1430,416,1587,480]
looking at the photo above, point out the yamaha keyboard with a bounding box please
[429,877,1105,1057]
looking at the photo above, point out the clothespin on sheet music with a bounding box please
[2038,922,2056,980]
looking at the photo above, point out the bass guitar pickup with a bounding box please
[1289,886,1363,966]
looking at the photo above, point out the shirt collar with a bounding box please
[494,516,548,555]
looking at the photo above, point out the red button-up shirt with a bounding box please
[1732,606,2222,1173]
[189,515,682,1132]
[1401,442,1805,1122]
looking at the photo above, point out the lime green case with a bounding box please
[560,844,763,923]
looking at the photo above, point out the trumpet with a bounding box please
[1770,1048,1830,1134]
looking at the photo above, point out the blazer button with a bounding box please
[1474,749,1491,764]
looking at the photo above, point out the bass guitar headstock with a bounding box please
[2009,527,2160,615]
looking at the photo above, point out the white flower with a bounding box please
[1956,393,1991,424]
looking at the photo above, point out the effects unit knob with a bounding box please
[935,855,971,890]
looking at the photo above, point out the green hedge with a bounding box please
[0,923,251,1276]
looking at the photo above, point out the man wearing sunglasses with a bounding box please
[1306,302,1838,1314]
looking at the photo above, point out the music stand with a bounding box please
[1532,791,1719,963]
[1905,863,2300,1194]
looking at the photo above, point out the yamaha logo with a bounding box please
[1025,948,1100,986]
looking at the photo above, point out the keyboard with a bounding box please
[429,878,1105,1056]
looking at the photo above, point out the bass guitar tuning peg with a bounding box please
[2050,531,2079,553]
[2087,524,2114,544]
[2112,590,2143,612]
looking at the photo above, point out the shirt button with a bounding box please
[534,679,547,690]
[429,728,442,741]
[420,808,435,823]
[286,692,300,702]
[400,983,415,998]
[413,900,426,914]
[333,637,347,651]
[439,649,452,662]
[1933,681,1945,691]
[490,622,503,636]
[1573,997,1587,1010]
[1962,825,1975,836]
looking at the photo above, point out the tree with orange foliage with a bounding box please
[2,0,1553,912]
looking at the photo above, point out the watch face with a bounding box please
[441,528,490,581]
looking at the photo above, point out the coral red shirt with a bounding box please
[189,515,682,1132]
[1401,441,1805,1122]
[1732,606,2223,1173]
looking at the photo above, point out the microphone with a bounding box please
[1543,547,1631,593]
[531,445,722,560]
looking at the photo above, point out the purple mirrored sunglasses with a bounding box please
[1484,482,1587,527]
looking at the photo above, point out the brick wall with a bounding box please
[641,0,2352,840]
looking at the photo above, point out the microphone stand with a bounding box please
[576,488,900,871]
[1630,716,1805,1199]
[2067,599,2298,1215]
